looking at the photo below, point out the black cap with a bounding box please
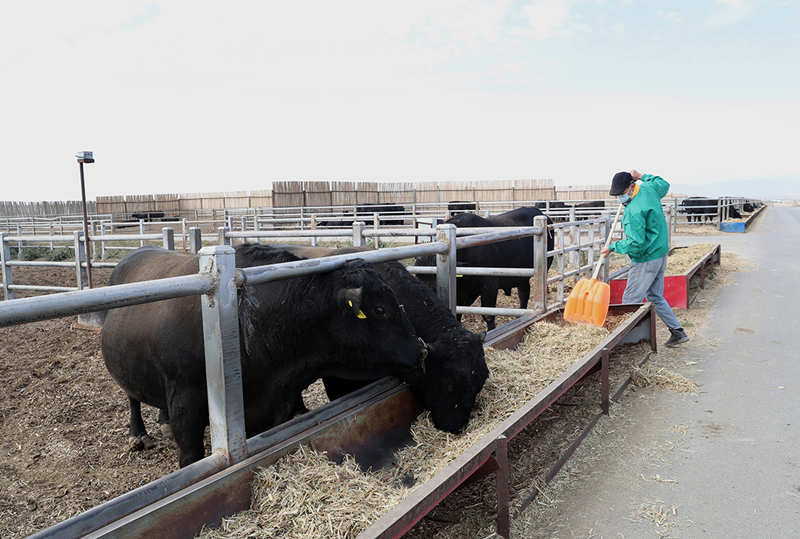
[610,171,633,196]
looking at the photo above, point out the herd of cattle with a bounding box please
[100,206,553,467]
[316,198,761,227]
[99,197,760,467]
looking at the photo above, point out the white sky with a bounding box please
[1,1,799,201]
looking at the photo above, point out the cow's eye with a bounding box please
[375,305,385,316]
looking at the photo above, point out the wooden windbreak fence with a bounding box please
[0,200,97,217]
[271,179,558,208]
[95,180,616,218]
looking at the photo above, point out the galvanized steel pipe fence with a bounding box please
[7,209,637,537]
[3,223,541,538]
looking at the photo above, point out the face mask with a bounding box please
[618,193,631,204]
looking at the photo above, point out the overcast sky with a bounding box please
[2,1,798,201]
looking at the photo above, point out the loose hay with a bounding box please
[301,379,330,411]
[630,365,698,393]
[666,243,716,275]
[199,317,629,538]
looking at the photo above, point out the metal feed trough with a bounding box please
[4,214,649,537]
[719,203,767,233]
[45,303,655,539]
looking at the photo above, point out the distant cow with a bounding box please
[318,204,406,227]
[680,197,718,223]
[534,201,567,210]
[101,246,426,467]
[414,207,555,330]
[743,202,755,213]
[277,245,489,434]
[571,200,606,220]
[534,201,567,222]
[448,201,476,216]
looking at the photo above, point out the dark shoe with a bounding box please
[665,327,689,348]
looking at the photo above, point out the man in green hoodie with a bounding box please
[600,170,689,347]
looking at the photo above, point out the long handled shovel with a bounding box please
[563,202,624,327]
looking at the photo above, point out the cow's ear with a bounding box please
[337,287,364,318]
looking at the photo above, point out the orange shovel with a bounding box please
[563,203,624,327]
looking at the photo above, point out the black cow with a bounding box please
[743,202,755,213]
[571,200,606,220]
[728,205,742,219]
[277,245,489,434]
[448,201,476,216]
[534,201,566,210]
[534,201,567,222]
[101,246,426,467]
[680,197,718,222]
[414,207,555,330]
[318,204,406,227]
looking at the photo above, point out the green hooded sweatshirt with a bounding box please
[610,173,670,263]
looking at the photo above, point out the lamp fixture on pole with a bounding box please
[75,151,94,289]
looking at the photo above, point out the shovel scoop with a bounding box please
[563,203,624,327]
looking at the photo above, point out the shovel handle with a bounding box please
[591,203,624,281]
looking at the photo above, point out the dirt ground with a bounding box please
[0,266,180,538]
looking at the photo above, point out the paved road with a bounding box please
[529,206,800,538]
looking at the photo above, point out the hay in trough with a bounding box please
[199,316,631,538]
[666,243,715,275]
[302,379,330,411]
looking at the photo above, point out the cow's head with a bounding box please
[407,329,489,433]
[322,260,427,380]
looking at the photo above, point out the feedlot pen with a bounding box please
[0,210,775,538]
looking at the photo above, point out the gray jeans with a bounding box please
[622,255,682,330]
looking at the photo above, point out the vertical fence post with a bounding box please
[240,216,247,235]
[716,198,722,229]
[1,232,13,300]
[352,221,365,247]
[49,223,55,251]
[74,231,87,290]
[673,198,678,233]
[532,215,548,313]
[494,434,510,539]
[599,211,610,283]
[138,219,145,247]
[91,220,99,256]
[436,223,457,315]
[189,227,203,254]
[182,218,188,252]
[162,227,175,250]
[372,213,380,248]
[16,224,22,260]
[664,206,672,249]
[100,221,107,259]
[587,218,595,271]
[310,215,317,247]
[198,246,248,465]
[218,227,231,246]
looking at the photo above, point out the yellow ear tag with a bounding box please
[348,300,353,307]
[457,275,463,278]
[357,310,367,319]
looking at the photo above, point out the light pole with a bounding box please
[75,151,94,288]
